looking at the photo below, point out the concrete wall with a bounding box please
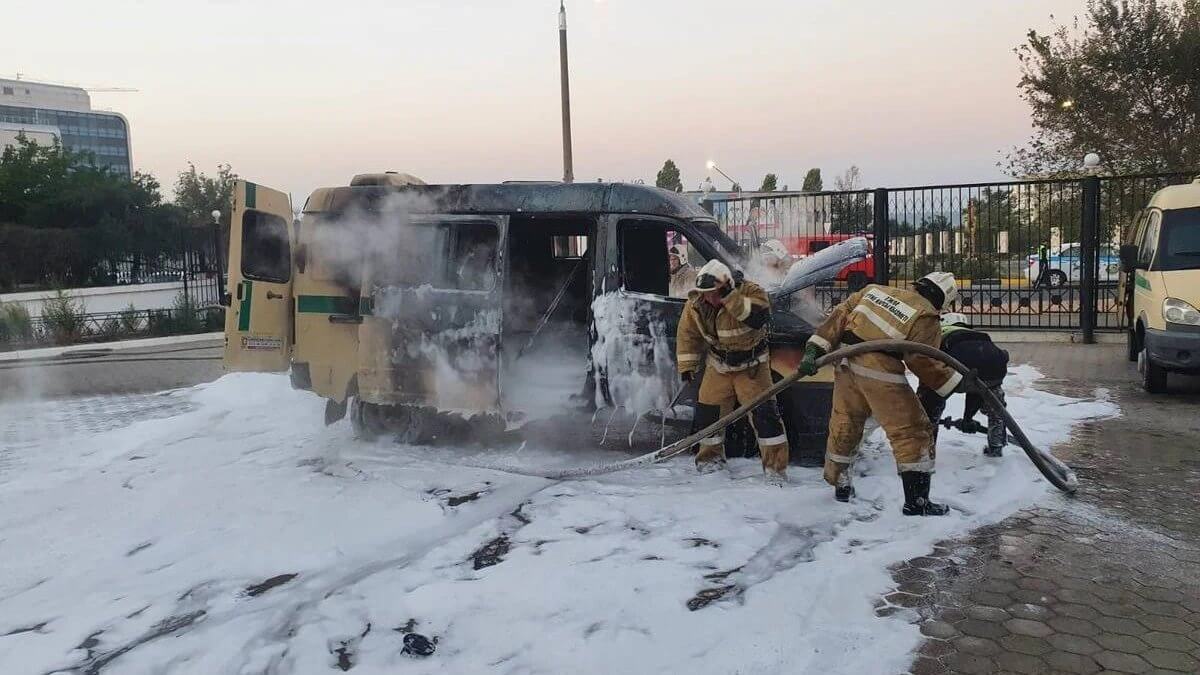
[1,282,186,318]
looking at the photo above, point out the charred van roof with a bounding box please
[305,182,716,222]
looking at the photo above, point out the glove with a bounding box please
[799,342,825,376]
[681,371,694,383]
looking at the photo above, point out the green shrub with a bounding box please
[1,303,35,344]
[98,316,124,338]
[147,309,175,336]
[41,290,88,345]
[201,307,224,331]
[171,292,202,334]
[119,304,143,334]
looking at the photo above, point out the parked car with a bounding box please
[1119,178,1200,393]
[1026,243,1121,287]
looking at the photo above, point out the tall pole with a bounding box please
[559,1,574,183]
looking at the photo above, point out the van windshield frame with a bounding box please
[1154,207,1200,272]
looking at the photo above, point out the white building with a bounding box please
[0,78,132,177]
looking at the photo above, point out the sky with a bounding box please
[9,0,1090,201]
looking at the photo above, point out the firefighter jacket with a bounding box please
[940,325,1009,384]
[807,284,962,397]
[677,279,771,374]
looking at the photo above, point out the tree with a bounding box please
[759,173,778,192]
[0,135,185,290]
[801,168,823,192]
[830,166,872,234]
[654,159,683,192]
[175,163,237,229]
[1007,0,1200,175]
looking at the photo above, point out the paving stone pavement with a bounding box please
[889,343,1200,675]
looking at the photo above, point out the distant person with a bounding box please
[1033,243,1050,288]
[917,313,1010,457]
[759,239,792,284]
[668,243,697,298]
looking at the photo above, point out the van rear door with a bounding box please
[223,180,294,372]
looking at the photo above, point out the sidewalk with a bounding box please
[897,344,1200,674]
[0,332,221,363]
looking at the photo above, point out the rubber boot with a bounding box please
[764,468,787,488]
[834,472,854,502]
[900,471,949,516]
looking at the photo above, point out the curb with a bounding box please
[989,330,1124,344]
[0,332,222,363]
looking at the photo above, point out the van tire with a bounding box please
[350,398,381,440]
[1126,328,1140,362]
[1139,347,1168,394]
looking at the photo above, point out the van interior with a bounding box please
[501,216,595,414]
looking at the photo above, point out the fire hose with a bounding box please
[475,339,1079,493]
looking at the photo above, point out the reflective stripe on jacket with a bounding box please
[806,284,962,396]
[676,279,771,374]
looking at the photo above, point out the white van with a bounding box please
[1119,179,1200,392]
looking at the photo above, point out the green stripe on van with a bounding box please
[245,182,257,209]
[237,281,253,331]
[296,295,357,314]
[1135,274,1151,291]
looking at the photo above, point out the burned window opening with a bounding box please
[241,210,291,284]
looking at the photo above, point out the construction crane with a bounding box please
[6,72,138,93]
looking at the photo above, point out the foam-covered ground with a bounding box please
[0,366,1116,674]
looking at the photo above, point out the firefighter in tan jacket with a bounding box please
[797,272,963,515]
[677,259,790,486]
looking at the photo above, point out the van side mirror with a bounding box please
[1119,244,1140,273]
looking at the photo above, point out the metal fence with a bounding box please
[1,234,225,350]
[705,171,1198,335]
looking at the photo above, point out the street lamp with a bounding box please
[211,209,221,225]
[1061,99,1075,110]
[706,160,740,191]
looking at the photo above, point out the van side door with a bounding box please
[223,180,294,372]
[593,216,711,412]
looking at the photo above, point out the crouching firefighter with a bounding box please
[677,260,791,486]
[917,313,1010,457]
[797,272,964,515]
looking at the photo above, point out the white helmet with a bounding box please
[669,243,690,265]
[917,271,958,308]
[940,312,970,328]
[760,238,789,262]
[693,259,733,292]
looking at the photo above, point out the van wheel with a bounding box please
[1139,347,1168,393]
[350,398,381,440]
[1126,328,1140,362]
[1047,270,1068,288]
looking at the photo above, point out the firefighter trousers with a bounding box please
[694,361,790,474]
[824,361,936,486]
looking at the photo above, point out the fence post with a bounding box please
[872,188,890,284]
[1079,176,1100,344]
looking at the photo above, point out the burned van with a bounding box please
[222,175,862,463]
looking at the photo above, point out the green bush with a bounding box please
[98,316,124,339]
[119,304,143,334]
[1,302,35,344]
[171,292,202,334]
[41,290,88,345]
[201,307,224,331]
[147,309,175,337]
[957,257,999,281]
